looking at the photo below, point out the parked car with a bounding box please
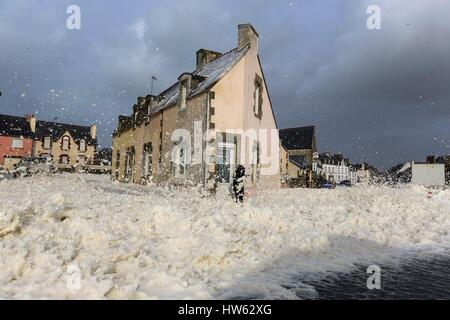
[338,180,352,187]
[321,182,335,189]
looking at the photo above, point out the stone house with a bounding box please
[112,24,280,193]
[32,117,97,169]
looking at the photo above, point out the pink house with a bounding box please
[0,114,34,169]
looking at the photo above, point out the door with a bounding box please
[216,143,236,184]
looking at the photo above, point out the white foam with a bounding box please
[0,175,448,299]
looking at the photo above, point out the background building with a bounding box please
[279,126,316,174]
[33,118,97,169]
[319,153,357,184]
[0,114,34,169]
[0,113,97,170]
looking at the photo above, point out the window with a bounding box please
[124,147,135,182]
[179,81,187,110]
[252,142,261,182]
[60,155,69,165]
[116,151,120,169]
[215,143,236,183]
[254,75,263,118]
[141,143,153,180]
[115,151,120,180]
[177,147,187,176]
[62,136,70,151]
[44,137,51,149]
[11,138,23,149]
[78,155,86,165]
[79,139,86,153]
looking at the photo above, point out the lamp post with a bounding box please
[151,76,157,95]
[50,117,58,163]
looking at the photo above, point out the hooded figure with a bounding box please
[232,165,246,203]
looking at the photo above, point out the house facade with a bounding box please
[112,24,280,193]
[279,126,317,181]
[319,153,357,184]
[0,113,97,169]
[32,118,97,169]
[0,114,34,169]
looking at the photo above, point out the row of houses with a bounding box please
[278,126,374,186]
[1,23,376,191]
[111,24,377,192]
[0,114,97,170]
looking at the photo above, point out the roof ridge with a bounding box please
[37,119,91,129]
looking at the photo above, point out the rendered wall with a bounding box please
[411,163,445,186]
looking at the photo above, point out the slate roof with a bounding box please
[0,114,96,145]
[0,114,34,138]
[319,153,349,166]
[279,126,315,150]
[35,120,96,144]
[289,155,307,169]
[150,45,249,114]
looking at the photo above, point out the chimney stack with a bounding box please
[196,49,222,69]
[26,114,36,132]
[238,23,259,51]
[90,123,97,140]
[426,155,436,164]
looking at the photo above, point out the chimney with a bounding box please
[90,123,97,140]
[426,155,436,164]
[26,114,36,132]
[238,23,259,51]
[196,49,222,69]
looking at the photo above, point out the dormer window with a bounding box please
[180,81,187,110]
[178,73,191,111]
[79,139,86,153]
[61,135,70,151]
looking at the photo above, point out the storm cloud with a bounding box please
[0,0,449,169]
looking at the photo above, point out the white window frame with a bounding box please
[216,142,236,184]
[78,155,86,165]
[44,137,51,149]
[62,136,70,151]
[79,139,86,153]
[11,138,23,149]
[60,155,69,165]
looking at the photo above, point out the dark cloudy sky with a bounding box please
[1,0,449,170]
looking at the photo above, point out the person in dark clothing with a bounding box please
[232,165,246,203]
